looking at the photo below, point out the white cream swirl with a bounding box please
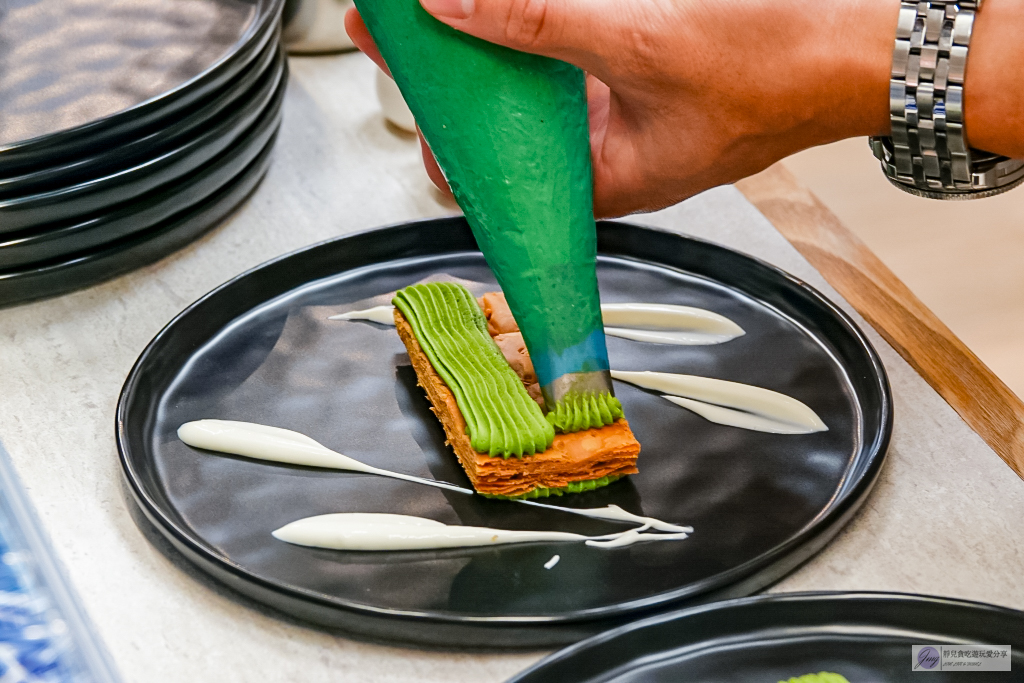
[178,420,693,533]
[330,303,745,346]
[610,370,827,434]
[600,303,744,345]
[272,513,691,551]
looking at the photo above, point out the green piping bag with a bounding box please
[354,0,617,417]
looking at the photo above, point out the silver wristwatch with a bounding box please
[870,0,1024,199]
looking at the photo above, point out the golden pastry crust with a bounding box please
[394,295,640,497]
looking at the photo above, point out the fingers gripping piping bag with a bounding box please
[354,0,619,421]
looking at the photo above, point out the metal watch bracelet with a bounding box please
[870,0,1024,199]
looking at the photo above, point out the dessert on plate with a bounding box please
[393,282,640,499]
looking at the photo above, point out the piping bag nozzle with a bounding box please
[354,0,616,419]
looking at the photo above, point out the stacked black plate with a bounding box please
[0,0,286,307]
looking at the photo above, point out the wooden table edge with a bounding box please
[735,162,1024,481]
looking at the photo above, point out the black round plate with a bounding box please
[0,40,285,234]
[0,106,281,308]
[0,0,283,175]
[116,220,892,647]
[0,53,287,270]
[0,34,281,200]
[509,592,1023,682]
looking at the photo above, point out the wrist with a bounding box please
[964,0,1024,157]
[754,0,897,157]
[811,0,898,142]
[671,0,899,189]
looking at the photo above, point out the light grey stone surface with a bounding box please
[0,52,1020,682]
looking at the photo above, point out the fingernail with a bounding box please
[420,0,473,20]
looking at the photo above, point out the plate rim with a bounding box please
[0,0,284,164]
[506,589,1024,681]
[0,34,282,201]
[0,60,286,280]
[0,42,287,233]
[115,217,894,627]
[0,48,287,269]
[0,112,282,307]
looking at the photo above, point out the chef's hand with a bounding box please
[346,0,1024,217]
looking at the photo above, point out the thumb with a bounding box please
[418,0,615,72]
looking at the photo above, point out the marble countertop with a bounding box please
[0,53,1021,683]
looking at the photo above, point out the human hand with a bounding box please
[346,0,901,216]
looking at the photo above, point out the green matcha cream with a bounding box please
[355,0,618,417]
[394,283,621,458]
[394,283,553,457]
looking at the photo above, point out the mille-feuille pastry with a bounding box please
[393,282,639,499]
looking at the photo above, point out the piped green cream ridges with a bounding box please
[546,392,623,433]
[394,283,554,458]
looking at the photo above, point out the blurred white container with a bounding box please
[375,70,417,132]
[283,0,355,54]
